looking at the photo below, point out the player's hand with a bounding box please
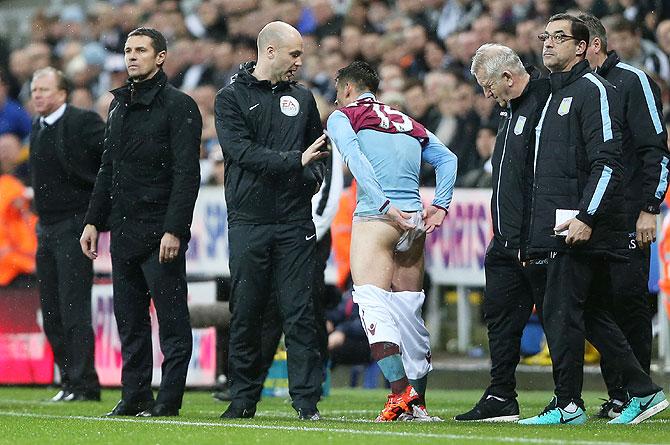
[301,134,329,166]
[555,218,592,245]
[636,210,657,248]
[328,331,345,351]
[159,232,181,264]
[423,205,447,234]
[387,205,416,231]
[80,224,99,260]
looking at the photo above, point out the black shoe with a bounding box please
[137,403,179,417]
[50,390,71,402]
[105,399,154,416]
[220,405,256,419]
[297,408,321,421]
[63,392,101,402]
[596,398,625,419]
[454,394,520,422]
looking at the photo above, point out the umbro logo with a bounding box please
[249,103,259,111]
[367,323,376,336]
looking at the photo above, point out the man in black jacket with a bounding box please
[580,12,670,420]
[30,67,103,402]
[215,21,328,421]
[80,28,202,418]
[519,14,667,425]
[455,44,550,422]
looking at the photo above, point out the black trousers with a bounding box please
[483,239,546,399]
[599,243,652,401]
[110,238,192,409]
[36,214,99,396]
[258,231,332,387]
[227,222,322,412]
[543,252,659,407]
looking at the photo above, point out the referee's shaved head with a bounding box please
[254,21,305,84]
[257,21,300,54]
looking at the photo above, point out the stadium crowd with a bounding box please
[2,0,670,197]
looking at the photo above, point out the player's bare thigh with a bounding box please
[350,219,401,290]
[392,232,425,292]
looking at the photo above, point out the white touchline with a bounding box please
[0,411,666,445]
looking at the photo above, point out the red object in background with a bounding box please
[0,287,54,384]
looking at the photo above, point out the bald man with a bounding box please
[215,21,328,420]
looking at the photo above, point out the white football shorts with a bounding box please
[353,284,432,379]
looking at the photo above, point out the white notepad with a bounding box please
[554,209,579,236]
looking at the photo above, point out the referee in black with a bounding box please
[215,21,328,420]
[30,67,103,402]
[580,13,670,418]
[80,28,202,417]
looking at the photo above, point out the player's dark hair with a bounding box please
[336,60,380,94]
[548,13,590,55]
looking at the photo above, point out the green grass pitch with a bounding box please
[0,387,668,444]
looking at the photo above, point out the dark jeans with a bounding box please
[483,239,546,399]
[111,242,192,409]
[227,222,322,412]
[599,244,652,401]
[543,252,659,407]
[36,214,99,395]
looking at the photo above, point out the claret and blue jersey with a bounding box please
[326,93,457,217]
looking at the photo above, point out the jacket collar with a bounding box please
[233,61,293,92]
[596,51,620,77]
[549,59,592,92]
[111,69,167,105]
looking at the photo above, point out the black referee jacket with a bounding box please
[597,51,669,228]
[215,62,326,226]
[527,60,627,257]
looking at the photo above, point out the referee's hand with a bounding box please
[301,134,329,166]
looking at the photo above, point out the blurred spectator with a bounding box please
[0,132,30,185]
[0,172,37,287]
[210,41,237,89]
[437,0,483,40]
[185,0,228,41]
[605,16,670,84]
[0,70,31,140]
[180,39,217,90]
[515,19,546,72]
[70,87,95,111]
[459,124,496,188]
[207,150,225,186]
[656,19,670,56]
[326,289,371,368]
[95,92,114,122]
[403,80,442,132]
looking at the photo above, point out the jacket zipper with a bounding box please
[496,107,512,240]
[528,94,553,248]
